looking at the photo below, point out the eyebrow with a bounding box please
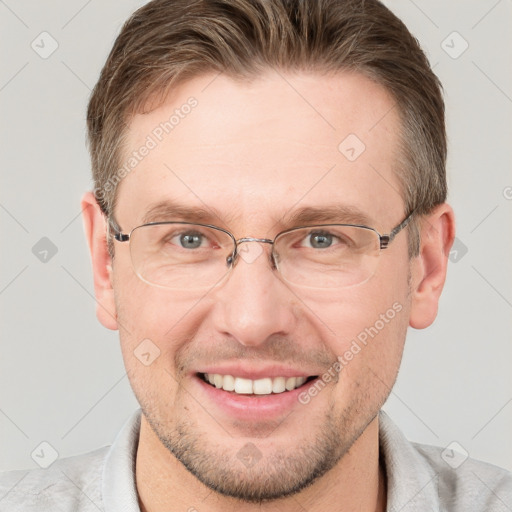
[141,201,228,226]
[281,205,374,228]
[140,200,374,230]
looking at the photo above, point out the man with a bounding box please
[1,0,510,510]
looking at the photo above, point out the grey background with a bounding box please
[1,0,511,474]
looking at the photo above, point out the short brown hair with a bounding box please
[87,0,446,256]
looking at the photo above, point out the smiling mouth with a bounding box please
[198,372,318,395]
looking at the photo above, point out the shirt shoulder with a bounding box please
[379,410,512,511]
[0,445,109,512]
[412,442,512,511]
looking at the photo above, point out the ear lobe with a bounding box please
[81,192,118,330]
[409,203,456,330]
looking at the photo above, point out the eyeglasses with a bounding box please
[109,211,414,290]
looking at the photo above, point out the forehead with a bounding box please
[116,70,403,233]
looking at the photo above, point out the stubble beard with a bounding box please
[138,394,380,504]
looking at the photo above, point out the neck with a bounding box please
[136,414,387,512]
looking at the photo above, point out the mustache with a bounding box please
[175,334,337,374]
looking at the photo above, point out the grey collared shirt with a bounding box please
[1,409,510,511]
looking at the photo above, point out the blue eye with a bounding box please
[179,232,204,249]
[308,232,333,249]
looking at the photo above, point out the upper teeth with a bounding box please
[204,373,308,395]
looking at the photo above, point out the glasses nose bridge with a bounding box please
[234,236,275,256]
[229,236,276,268]
[235,236,274,246]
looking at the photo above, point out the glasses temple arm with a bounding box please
[107,216,130,242]
[380,210,415,249]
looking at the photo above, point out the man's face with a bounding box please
[111,70,413,501]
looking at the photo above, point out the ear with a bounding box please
[81,192,118,330]
[409,203,455,329]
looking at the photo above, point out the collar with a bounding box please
[101,408,440,511]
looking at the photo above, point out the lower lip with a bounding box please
[193,374,318,421]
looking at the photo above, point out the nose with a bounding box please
[210,241,297,347]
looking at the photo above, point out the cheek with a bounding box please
[113,264,215,377]
[299,261,411,383]
[113,281,200,411]
[328,300,407,370]
[113,250,201,332]
[331,294,410,411]
[299,263,410,339]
